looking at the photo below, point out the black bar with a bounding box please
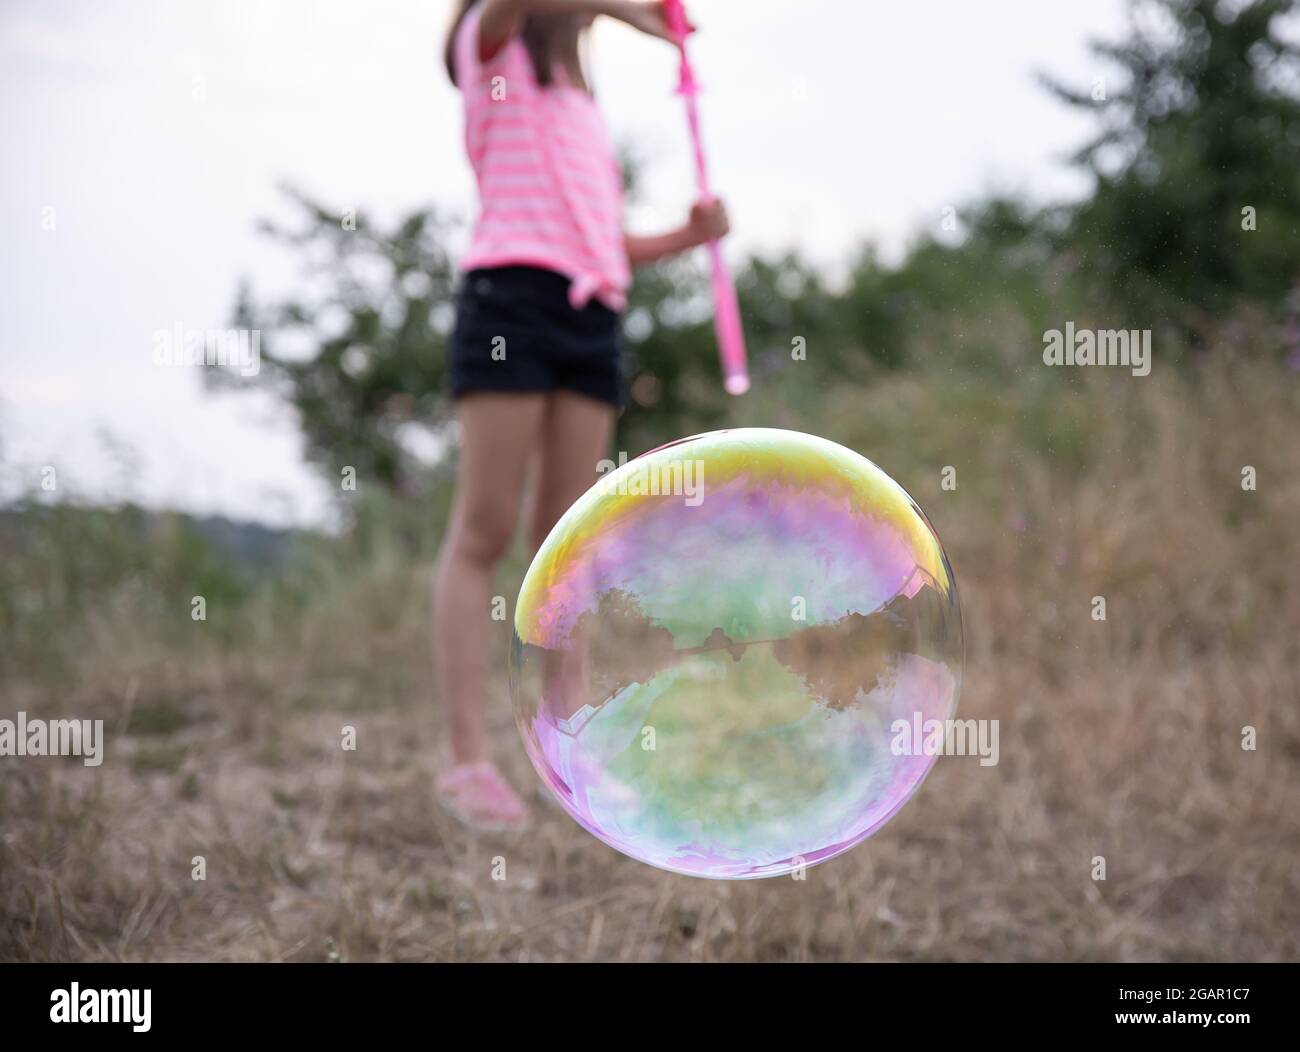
[1,962,1292,1039]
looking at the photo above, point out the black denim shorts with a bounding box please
[449,266,624,407]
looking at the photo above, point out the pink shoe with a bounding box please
[436,762,531,833]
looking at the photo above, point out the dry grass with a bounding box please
[3,358,1299,961]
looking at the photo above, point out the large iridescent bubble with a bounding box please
[510,428,962,879]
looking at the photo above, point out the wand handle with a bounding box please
[664,0,750,396]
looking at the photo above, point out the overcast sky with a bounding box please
[0,0,1133,527]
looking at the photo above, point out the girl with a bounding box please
[434,0,730,830]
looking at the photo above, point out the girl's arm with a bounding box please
[480,0,677,55]
[625,199,729,268]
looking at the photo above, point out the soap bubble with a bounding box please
[510,428,962,879]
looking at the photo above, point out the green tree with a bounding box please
[1043,0,1300,326]
[216,187,458,494]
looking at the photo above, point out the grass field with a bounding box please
[3,356,1299,961]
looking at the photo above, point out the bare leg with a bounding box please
[528,391,617,720]
[528,391,616,552]
[434,392,546,765]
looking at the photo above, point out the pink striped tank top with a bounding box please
[454,4,630,311]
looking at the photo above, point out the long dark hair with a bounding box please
[444,1,589,91]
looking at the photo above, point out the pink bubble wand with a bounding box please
[663,0,750,396]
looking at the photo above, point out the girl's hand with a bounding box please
[624,198,728,267]
[688,198,730,245]
[614,1,692,44]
